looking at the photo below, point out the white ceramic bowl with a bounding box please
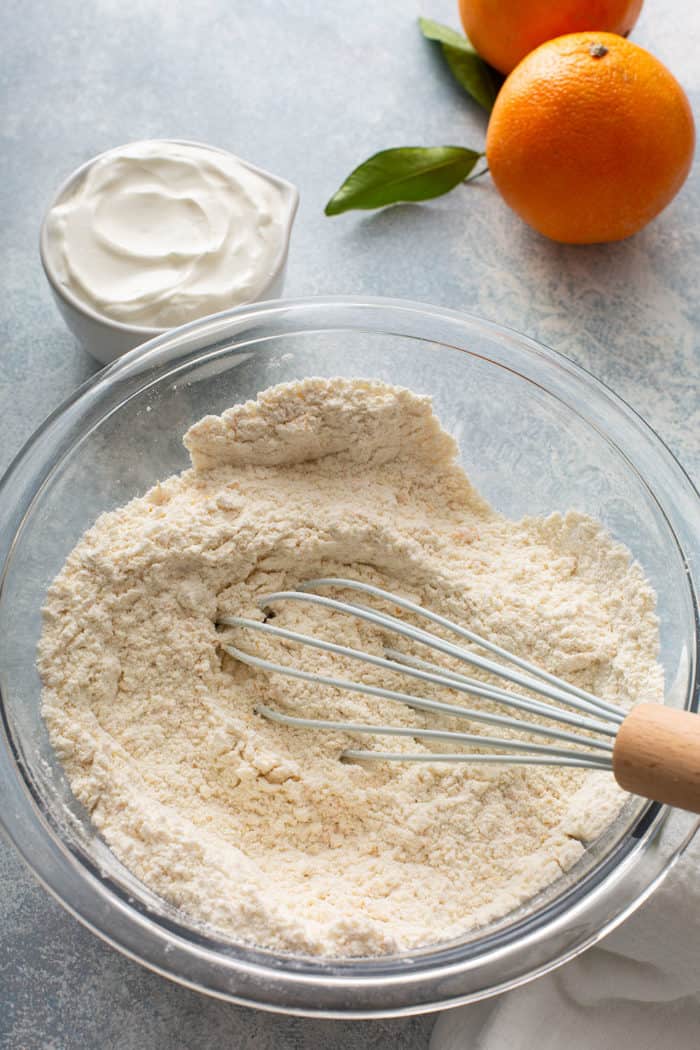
[39,139,299,365]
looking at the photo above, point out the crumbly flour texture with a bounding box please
[40,378,663,956]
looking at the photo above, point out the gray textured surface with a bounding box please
[1,0,698,1047]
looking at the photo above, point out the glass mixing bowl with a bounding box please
[0,297,697,1017]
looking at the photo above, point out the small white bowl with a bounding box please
[39,139,299,365]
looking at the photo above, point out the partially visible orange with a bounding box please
[458,0,644,75]
[486,33,695,244]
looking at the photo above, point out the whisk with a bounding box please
[219,578,700,815]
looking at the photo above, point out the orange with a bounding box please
[458,0,644,75]
[486,33,695,244]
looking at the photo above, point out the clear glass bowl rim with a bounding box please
[0,295,698,1018]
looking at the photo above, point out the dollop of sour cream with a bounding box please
[45,141,293,328]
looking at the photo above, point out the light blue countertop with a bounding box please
[1,1,697,1046]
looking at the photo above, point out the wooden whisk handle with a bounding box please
[613,704,700,814]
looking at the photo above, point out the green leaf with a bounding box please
[441,45,501,111]
[418,16,472,51]
[324,146,482,216]
[418,17,502,112]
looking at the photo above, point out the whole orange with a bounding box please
[486,33,695,244]
[458,0,644,75]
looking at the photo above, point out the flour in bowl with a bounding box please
[39,378,663,956]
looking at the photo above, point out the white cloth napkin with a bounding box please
[430,832,700,1050]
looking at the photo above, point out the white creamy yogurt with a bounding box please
[44,141,294,328]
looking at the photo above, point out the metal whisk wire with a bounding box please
[218,578,626,771]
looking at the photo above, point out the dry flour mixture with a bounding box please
[39,378,663,956]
